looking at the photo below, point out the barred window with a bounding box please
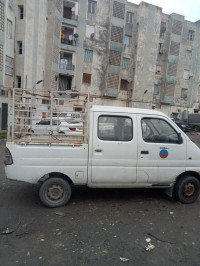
[122,57,130,69]
[172,19,182,35]
[84,49,93,62]
[0,2,4,31]
[109,50,121,66]
[5,56,13,76]
[169,41,180,56]
[107,73,119,89]
[82,73,91,84]
[113,1,125,19]
[111,26,123,43]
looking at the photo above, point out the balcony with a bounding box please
[62,1,78,26]
[63,10,78,21]
[60,59,75,71]
[61,26,77,51]
[59,53,75,75]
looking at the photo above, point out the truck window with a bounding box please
[141,118,180,144]
[98,115,133,141]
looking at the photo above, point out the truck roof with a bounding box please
[91,105,168,117]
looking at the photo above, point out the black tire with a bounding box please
[174,175,200,204]
[193,125,199,132]
[39,177,72,207]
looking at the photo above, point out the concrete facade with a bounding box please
[1,0,200,130]
[0,0,15,130]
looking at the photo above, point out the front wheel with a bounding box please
[174,175,200,204]
[39,177,72,207]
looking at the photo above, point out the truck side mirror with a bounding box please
[178,132,183,144]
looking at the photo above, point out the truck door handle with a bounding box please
[141,150,149,154]
[95,149,102,152]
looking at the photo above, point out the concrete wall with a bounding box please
[15,0,47,89]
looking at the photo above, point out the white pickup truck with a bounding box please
[5,102,200,207]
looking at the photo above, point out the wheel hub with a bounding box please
[47,184,64,200]
[183,183,195,197]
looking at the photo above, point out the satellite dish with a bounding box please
[90,33,95,39]
[73,33,79,38]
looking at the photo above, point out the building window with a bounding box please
[158,43,164,54]
[153,84,159,95]
[18,5,24,19]
[188,30,194,41]
[181,88,188,99]
[124,35,132,46]
[5,56,13,76]
[88,1,96,14]
[0,2,4,31]
[17,41,22,54]
[183,69,189,80]
[160,22,166,37]
[6,19,12,39]
[122,57,130,69]
[120,79,128,90]
[82,73,91,84]
[84,49,93,62]
[126,12,134,24]
[42,100,50,105]
[59,75,72,91]
[0,89,6,96]
[16,76,21,88]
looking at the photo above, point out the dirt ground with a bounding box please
[1,133,200,266]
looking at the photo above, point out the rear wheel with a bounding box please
[174,175,200,204]
[39,177,72,207]
[193,125,199,132]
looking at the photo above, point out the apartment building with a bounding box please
[1,0,200,130]
[42,0,200,116]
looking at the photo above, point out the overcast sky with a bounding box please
[128,0,200,22]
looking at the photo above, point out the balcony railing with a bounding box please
[63,13,78,21]
[59,60,75,71]
[61,36,77,46]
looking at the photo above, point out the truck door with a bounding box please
[137,114,187,184]
[89,112,137,185]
